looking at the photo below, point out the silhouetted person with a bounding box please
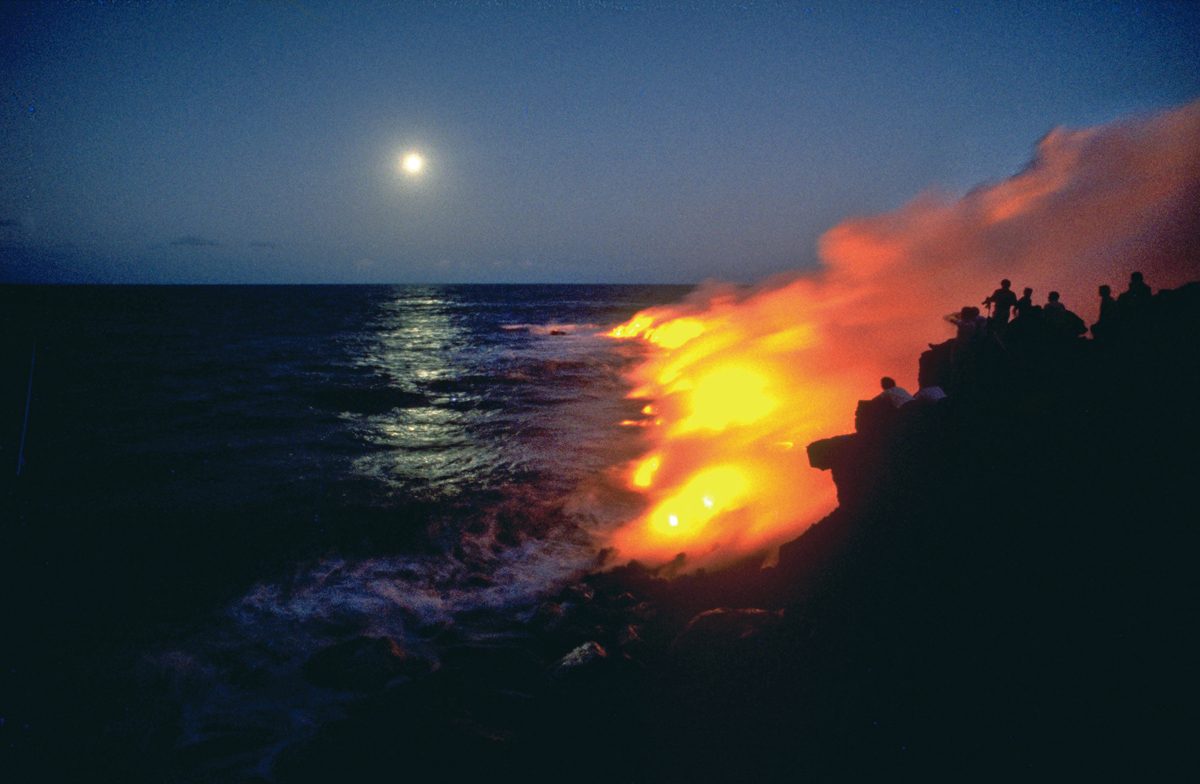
[1014,287,1036,319]
[1092,284,1119,340]
[1098,285,1118,322]
[875,376,914,409]
[983,279,1019,326]
[945,306,987,390]
[946,306,987,345]
[1118,271,1152,315]
[1044,291,1086,339]
[1004,287,1046,348]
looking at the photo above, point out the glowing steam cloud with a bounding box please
[606,100,1200,570]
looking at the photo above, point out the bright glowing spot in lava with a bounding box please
[632,455,662,488]
[648,465,749,538]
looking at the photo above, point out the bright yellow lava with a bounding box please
[675,364,777,434]
[645,464,750,539]
[608,316,704,349]
[604,291,846,569]
[401,152,424,175]
[632,455,662,488]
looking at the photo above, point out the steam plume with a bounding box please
[605,100,1200,569]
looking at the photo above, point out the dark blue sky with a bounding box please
[2,1,1197,284]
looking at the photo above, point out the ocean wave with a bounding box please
[80,286,684,779]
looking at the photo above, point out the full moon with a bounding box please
[400,152,424,175]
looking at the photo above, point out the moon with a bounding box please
[400,152,424,176]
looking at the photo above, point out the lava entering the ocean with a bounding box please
[605,100,1200,570]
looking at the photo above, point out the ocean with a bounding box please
[0,284,691,779]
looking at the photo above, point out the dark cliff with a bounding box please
[773,281,1200,777]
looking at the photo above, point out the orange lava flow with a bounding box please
[603,100,1200,570]
[604,276,886,568]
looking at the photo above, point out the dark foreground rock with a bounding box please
[551,640,608,678]
[272,282,1200,782]
[302,636,422,691]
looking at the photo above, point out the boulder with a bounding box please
[674,608,784,645]
[531,600,567,630]
[669,608,785,672]
[302,636,417,691]
[562,583,596,604]
[616,624,642,648]
[666,608,790,720]
[550,641,608,679]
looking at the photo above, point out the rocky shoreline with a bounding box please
[245,282,1199,782]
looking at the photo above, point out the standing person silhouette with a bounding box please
[1014,287,1035,319]
[1097,285,1118,321]
[983,279,1019,327]
[1092,285,1119,340]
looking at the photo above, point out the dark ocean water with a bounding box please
[0,284,689,779]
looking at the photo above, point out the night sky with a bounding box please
[2,1,1197,284]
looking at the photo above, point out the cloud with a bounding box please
[170,235,220,247]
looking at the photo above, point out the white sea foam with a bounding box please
[151,317,652,777]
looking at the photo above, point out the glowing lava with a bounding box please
[605,280,855,567]
[604,100,1200,570]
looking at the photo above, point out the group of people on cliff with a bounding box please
[950,271,1154,348]
[869,272,1158,414]
[1091,272,1154,340]
[960,279,1082,342]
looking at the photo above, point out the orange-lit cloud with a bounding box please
[604,100,1200,569]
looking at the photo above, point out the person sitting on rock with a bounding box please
[983,279,1019,327]
[946,305,987,344]
[945,306,988,387]
[1043,291,1086,338]
[875,376,914,409]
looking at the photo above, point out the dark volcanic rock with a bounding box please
[302,636,418,691]
[669,607,785,670]
[616,624,642,648]
[550,641,608,679]
[775,280,1200,778]
[806,433,856,471]
[268,280,1200,784]
[440,643,544,689]
[531,600,567,630]
[675,607,784,642]
[561,582,596,604]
